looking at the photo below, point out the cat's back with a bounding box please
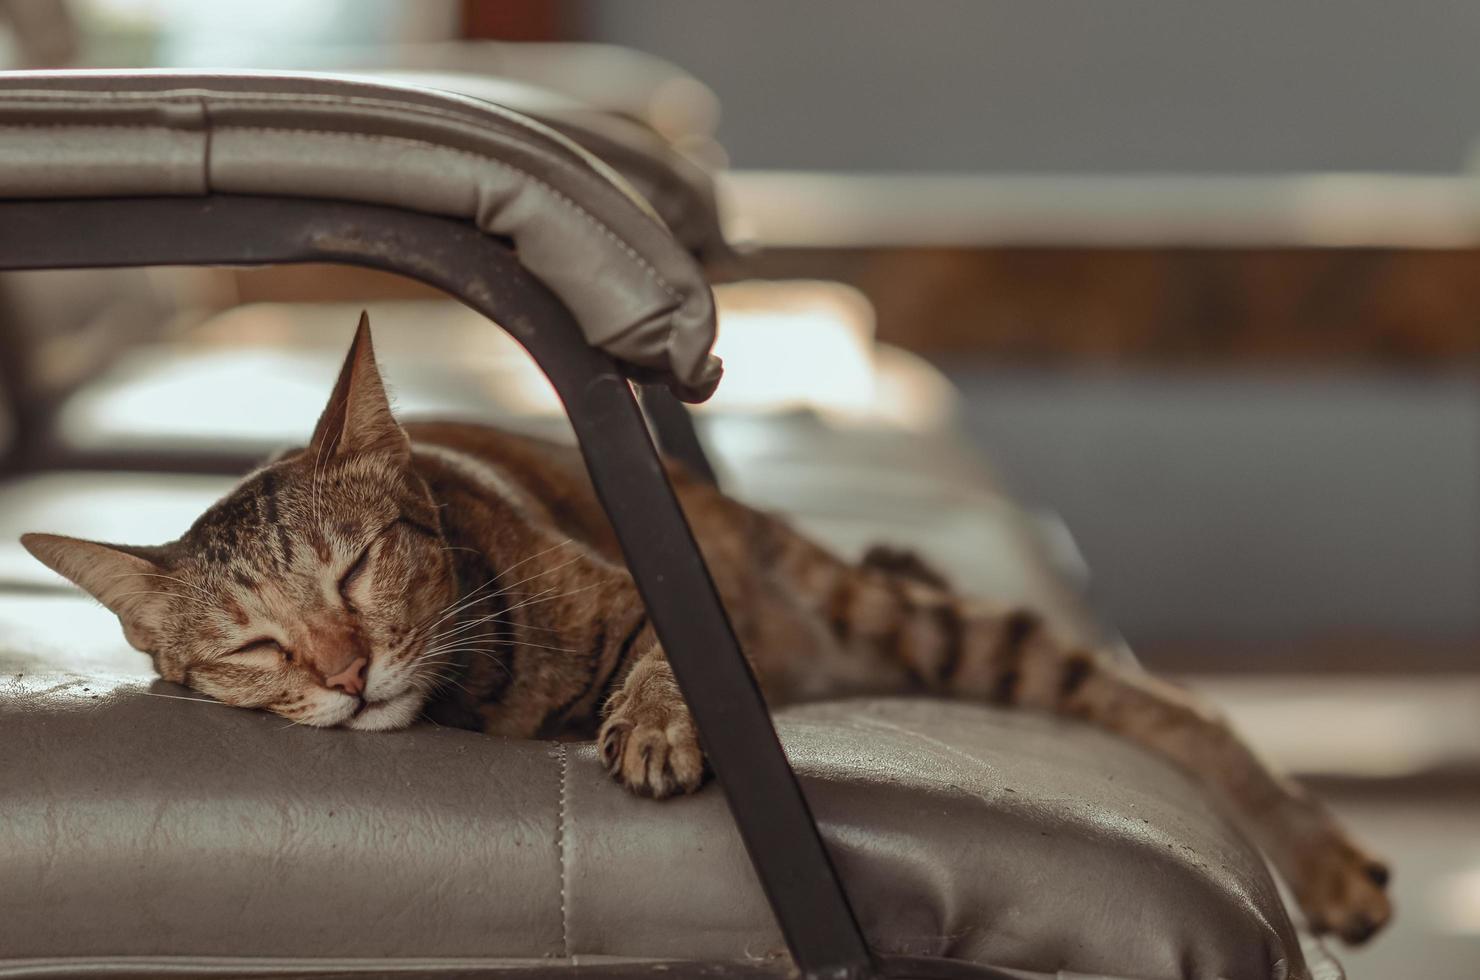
[404,420,590,494]
[402,418,743,564]
[402,419,623,557]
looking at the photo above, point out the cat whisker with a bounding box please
[419,546,565,625]
[496,582,602,617]
[142,691,232,707]
[416,593,557,647]
[413,646,505,669]
[471,536,575,586]
[423,622,533,652]
[411,646,515,689]
[112,589,217,611]
[419,642,507,659]
[418,538,577,632]
[310,418,336,529]
[430,584,566,638]
[431,630,580,656]
[478,553,587,601]
[423,600,555,644]
[423,672,476,698]
[422,633,580,659]
[420,586,547,642]
[418,587,513,635]
[417,587,502,634]
[421,584,598,653]
[142,574,224,606]
[410,668,452,692]
[426,650,512,678]
[101,571,224,606]
[409,651,463,669]
[422,611,563,644]
[429,598,571,636]
[502,640,576,656]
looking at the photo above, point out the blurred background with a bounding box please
[0,2,1476,978]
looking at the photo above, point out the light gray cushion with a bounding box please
[0,70,720,399]
[0,469,1326,979]
[0,599,1311,979]
[367,70,729,261]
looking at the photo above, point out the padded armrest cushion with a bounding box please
[366,71,729,261]
[0,593,1310,980]
[0,70,720,399]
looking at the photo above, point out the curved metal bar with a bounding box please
[637,382,719,485]
[0,195,873,978]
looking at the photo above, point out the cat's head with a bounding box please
[22,313,458,731]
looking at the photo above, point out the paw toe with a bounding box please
[598,714,706,799]
[598,719,631,772]
[1297,841,1393,946]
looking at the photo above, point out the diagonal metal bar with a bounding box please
[637,382,720,485]
[0,195,875,979]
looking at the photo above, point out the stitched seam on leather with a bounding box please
[0,120,681,305]
[196,93,619,205]
[0,89,539,136]
[0,87,603,197]
[555,741,572,959]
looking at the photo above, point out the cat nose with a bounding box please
[324,657,367,697]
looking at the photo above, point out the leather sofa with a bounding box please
[0,69,1343,979]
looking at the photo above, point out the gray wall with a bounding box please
[952,371,1480,651]
[584,3,1480,655]
[581,1,1480,174]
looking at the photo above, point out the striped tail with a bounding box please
[791,541,1102,712]
[766,535,1394,946]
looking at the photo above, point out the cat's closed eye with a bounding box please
[228,638,293,664]
[339,546,372,599]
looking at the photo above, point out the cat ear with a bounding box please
[308,311,410,462]
[20,533,172,652]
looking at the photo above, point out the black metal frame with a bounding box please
[0,195,872,978]
[638,382,720,484]
[0,195,1027,980]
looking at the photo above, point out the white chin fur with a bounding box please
[344,688,424,731]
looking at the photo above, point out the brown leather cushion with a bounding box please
[0,470,1322,979]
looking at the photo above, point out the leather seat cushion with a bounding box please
[0,590,1306,980]
[0,466,1313,978]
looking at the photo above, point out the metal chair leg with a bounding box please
[637,382,719,485]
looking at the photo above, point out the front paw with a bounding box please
[1294,835,1393,945]
[597,701,707,799]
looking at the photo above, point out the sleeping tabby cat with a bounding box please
[22,314,1390,944]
